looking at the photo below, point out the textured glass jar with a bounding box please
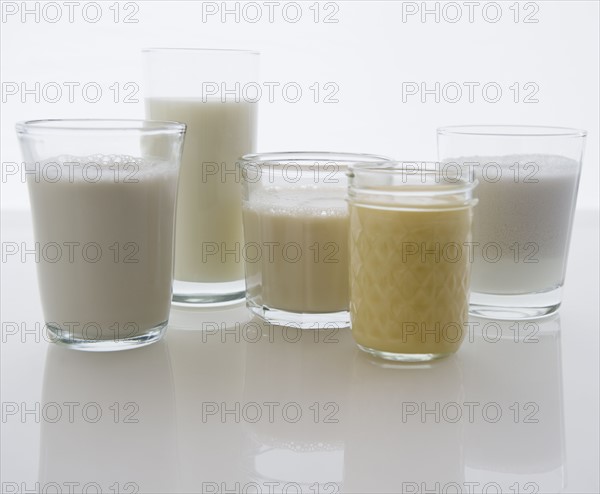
[348,161,478,361]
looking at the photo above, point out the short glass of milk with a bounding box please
[438,125,586,320]
[16,119,186,351]
[348,161,478,361]
[240,152,389,329]
[143,48,259,306]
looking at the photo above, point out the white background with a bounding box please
[1,3,599,493]
[1,0,598,211]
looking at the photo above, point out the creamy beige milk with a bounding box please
[243,187,349,313]
[349,204,472,355]
[466,154,580,295]
[28,155,178,339]
[146,98,257,282]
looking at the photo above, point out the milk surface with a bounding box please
[243,187,349,313]
[463,154,580,295]
[146,98,257,283]
[28,155,178,339]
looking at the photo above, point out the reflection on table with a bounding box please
[39,340,178,493]
[242,319,351,491]
[344,351,464,493]
[461,315,564,492]
[38,304,565,494]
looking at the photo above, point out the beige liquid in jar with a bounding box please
[243,187,349,314]
[350,203,473,356]
[146,98,257,282]
[28,155,178,339]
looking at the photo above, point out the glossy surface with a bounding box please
[1,210,598,493]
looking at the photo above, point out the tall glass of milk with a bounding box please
[348,161,478,361]
[438,125,586,320]
[16,119,186,351]
[240,152,389,328]
[143,48,259,305]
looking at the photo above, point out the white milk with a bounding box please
[464,154,580,295]
[146,98,257,283]
[28,155,178,339]
[243,187,349,313]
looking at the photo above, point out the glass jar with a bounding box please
[240,152,389,328]
[348,161,478,361]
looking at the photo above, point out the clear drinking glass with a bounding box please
[437,125,586,319]
[16,119,186,351]
[348,161,478,361]
[143,48,259,305]
[240,152,389,328]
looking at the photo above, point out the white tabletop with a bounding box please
[1,209,598,494]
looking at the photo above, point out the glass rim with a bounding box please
[437,125,587,138]
[240,151,391,167]
[142,47,260,56]
[349,160,472,174]
[348,161,478,194]
[16,119,186,135]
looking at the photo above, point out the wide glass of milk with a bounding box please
[143,48,258,305]
[240,152,389,328]
[16,119,186,351]
[438,125,586,320]
[348,161,478,361]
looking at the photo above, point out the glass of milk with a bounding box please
[438,125,586,320]
[16,119,186,351]
[240,152,389,328]
[143,48,259,306]
[347,161,478,361]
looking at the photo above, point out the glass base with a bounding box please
[356,344,453,362]
[172,278,246,306]
[248,304,350,329]
[46,321,167,352]
[469,287,562,320]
